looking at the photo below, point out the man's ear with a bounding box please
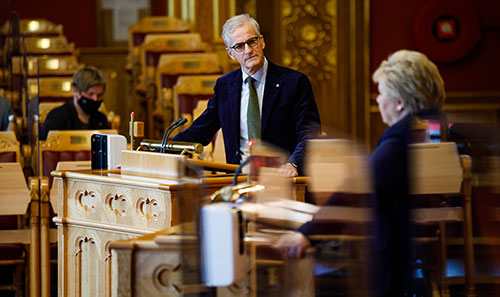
[71,86,80,98]
[225,48,236,60]
[260,35,265,50]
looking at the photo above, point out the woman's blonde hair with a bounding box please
[373,50,445,113]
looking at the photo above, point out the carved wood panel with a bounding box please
[279,0,339,134]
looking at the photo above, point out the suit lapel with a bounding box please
[228,70,242,146]
[261,61,282,134]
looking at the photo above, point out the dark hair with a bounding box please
[72,66,106,93]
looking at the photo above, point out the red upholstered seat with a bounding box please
[0,151,17,162]
[40,130,117,186]
[0,131,21,163]
[42,150,91,185]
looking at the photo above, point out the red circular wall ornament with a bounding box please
[413,0,481,63]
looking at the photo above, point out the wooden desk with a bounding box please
[110,224,314,297]
[52,169,307,297]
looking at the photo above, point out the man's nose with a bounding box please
[244,43,253,53]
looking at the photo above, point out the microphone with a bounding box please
[160,118,182,153]
[140,140,203,154]
[161,118,188,153]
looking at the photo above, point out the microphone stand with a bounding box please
[160,118,181,153]
[161,118,188,153]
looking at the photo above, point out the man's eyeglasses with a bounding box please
[230,36,260,53]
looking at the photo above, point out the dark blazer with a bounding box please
[298,114,412,296]
[173,60,321,169]
[40,102,108,140]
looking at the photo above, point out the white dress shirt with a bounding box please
[239,58,268,159]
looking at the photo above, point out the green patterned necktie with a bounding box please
[246,76,261,140]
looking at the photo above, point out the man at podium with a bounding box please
[173,13,321,177]
[40,66,109,140]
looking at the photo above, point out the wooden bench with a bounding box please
[22,36,75,55]
[2,18,63,36]
[12,55,81,77]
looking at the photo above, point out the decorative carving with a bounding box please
[104,241,112,262]
[136,198,160,221]
[75,190,97,213]
[41,134,61,149]
[281,0,338,82]
[105,193,127,216]
[153,264,182,294]
[74,236,98,296]
[0,138,17,149]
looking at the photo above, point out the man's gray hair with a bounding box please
[222,13,261,47]
[72,66,106,93]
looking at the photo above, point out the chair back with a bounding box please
[171,74,220,121]
[28,77,73,103]
[0,162,30,216]
[409,142,463,194]
[12,55,81,77]
[40,130,118,184]
[128,16,191,63]
[141,33,210,83]
[22,36,75,55]
[2,18,63,36]
[305,139,371,205]
[0,131,20,163]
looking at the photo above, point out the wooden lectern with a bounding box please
[53,150,307,297]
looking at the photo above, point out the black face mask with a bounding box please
[77,96,102,115]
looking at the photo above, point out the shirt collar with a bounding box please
[241,57,268,84]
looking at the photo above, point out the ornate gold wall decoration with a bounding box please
[281,0,337,83]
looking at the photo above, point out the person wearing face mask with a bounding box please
[40,66,108,140]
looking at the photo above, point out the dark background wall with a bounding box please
[1,0,98,47]
[4,0,499,92]
[370,0,500,92]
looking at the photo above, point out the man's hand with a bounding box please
[273,232,310,259]
[279,163,298,177]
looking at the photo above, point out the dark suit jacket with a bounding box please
[173,60,321,170]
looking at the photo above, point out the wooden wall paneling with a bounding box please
[277,0,340,134]
[236,0,256,16]
[194,0,214,43]
[337,0,370,143]
[255,0,280,64]
[255,0,370,145]
[213,0,235,41]
[168,0,183,18]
